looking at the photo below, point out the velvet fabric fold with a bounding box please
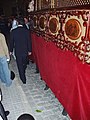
[31,33,90,120]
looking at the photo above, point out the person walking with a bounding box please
[0,30,14,87]
[10,17,32,84]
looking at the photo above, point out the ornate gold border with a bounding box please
[33,15,37,28]
[39,15,46,31]
[48,16,60,35]
[65,19,82,40]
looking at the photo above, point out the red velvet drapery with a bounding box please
[31,33,90,120]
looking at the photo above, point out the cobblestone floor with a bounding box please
[0,57,71,120]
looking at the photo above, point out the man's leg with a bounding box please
[16,56,27,84]
[0,88,10,119]
[0,102,8,120]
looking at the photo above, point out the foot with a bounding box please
[22,81,26,84]
[11,71,15,80]
[0,88,2,101]
[44,85,49,90]
[5,111,10,116]
[62,108,67,116]
[34,71,39,74]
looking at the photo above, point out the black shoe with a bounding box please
[62,108,67,116]
[34,71,39,74]
[22,81,26,84]
[11,71,15,80]
[0,88,2,101]
[44,85,49,90]
[5,111,10,116]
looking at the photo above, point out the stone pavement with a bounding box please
[0,57,71,120]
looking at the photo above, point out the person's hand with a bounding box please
[28,52,32,56]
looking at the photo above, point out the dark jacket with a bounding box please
[10,25,32,56]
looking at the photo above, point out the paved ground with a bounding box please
[0,57,71,120]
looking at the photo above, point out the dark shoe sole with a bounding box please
[22,81,26,84]
[5,111,10,116]
[11,71,15,80]
[44,85,49,90]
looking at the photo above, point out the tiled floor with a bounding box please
[0,57,71,120]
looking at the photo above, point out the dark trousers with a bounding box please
[0,102,7,120]
[16,55,28,83]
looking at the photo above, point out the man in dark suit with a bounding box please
[10,17,32,84]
